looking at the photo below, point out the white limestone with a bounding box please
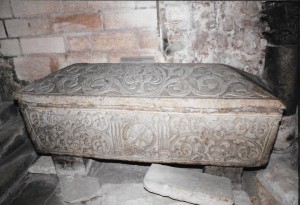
[98,183,189,205]
[144,164,234,205]
[28,156,56,175]
[233,190,252,205]
[256,161,298,205]
[59,175,101,203]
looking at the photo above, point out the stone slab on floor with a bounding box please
[256,161,298,205]
[28,156,56,175]
[97,183,189,205]
[233,190,252,205]
[144,164,234,205]
[59,175,101,203]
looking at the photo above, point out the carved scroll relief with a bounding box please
[22,107,281,167]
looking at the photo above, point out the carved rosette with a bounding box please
[23,108,280,167]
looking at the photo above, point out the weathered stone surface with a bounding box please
[52,156,92,176]
[99,183,189,205]
[11,0,59,17]
[0,114,27,159]
[0,102,18,126]
[0,0,13,18]
[0,39,21,56]
[241,170,260,205]
[262,45,298,115]
[59,175,101,203]
[20,37,65,54]
[0,139,37,205]
[256,161,298,205]
[0,58,29,102]
[11,174,59,205]
[67,35,90,52]
[52,13,102,33]
[0,21,7,39]
[92,31,138,50]
[261,2,299,45]
[14,63,284,167]
[5,18,52,38]
[161,1,266,74]
[274,114,297,149]
[233,190,252,205]
[28,156,56,175]
[204,166,243,184]
[255,178,281,205]
[0,102,38,204]
[13,56,53,81]
[103,9,157,29]
[144,164,234,205]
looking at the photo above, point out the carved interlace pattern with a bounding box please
[21,63,272,98]
[25,108,279,166]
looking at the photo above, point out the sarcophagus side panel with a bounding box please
[22,107,281,167]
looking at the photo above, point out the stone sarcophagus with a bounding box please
[14,63,285,167]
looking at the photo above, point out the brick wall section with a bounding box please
[0,0,162,82]
[0,1,266,82]
[0,21,7,38]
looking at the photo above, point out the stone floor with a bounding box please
[8,158,249,205]
[8,151,298,205]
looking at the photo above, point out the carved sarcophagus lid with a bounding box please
[14,63,285,167]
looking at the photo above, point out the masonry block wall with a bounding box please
[160,1,266,75]
[0,0,266,84]
[0,0,162,82]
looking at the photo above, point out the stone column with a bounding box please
[260,1,299,168]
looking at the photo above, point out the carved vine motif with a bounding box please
[25,108,278,165]
[21,64,272,98]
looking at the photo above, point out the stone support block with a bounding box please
[52,156,92,177]
[204,166,243,184]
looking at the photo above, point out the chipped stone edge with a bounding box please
[143,177,234,205]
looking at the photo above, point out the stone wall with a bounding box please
[0,0,162,82]
[160,1,266,75]
[0,0,266,84]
